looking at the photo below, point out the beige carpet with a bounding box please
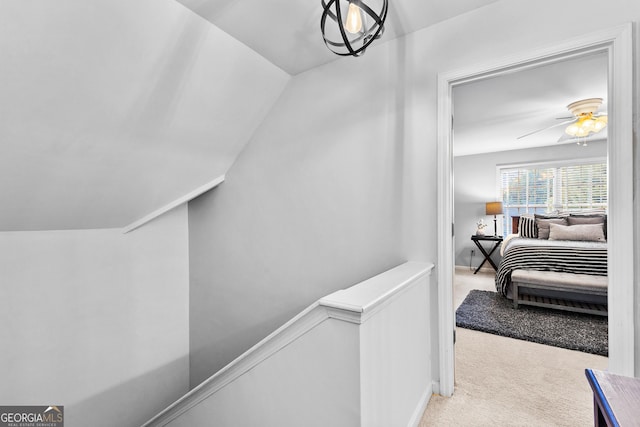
[419,268,607,426]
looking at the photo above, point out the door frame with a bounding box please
[436,23,634,397]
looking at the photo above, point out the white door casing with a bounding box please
[436,23,634,397]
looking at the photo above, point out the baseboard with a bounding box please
[455,265,496,274]
[431,379,440,396]
[408,383,433,427]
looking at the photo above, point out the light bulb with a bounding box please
[345,2,363,34]
[583,118,596,131]
[565,123,580,136]
[576,127,589,137]
[594,116,608,131]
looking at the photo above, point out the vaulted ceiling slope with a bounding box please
[1,0,503,232]
[0,0,288,231]
[176,0,500,75]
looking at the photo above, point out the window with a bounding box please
[499,159,607,234]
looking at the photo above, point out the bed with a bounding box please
[496,214,608,308]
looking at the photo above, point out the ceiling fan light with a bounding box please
[566,98,603,116]
[565,123,580,136]
[581,118,596,132]
[594,116,608,131]
[576,127,589,137]
[521,98,607,142]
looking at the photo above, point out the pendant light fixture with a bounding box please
[321,0,388,57]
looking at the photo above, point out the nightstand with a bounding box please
[470,234,503,274]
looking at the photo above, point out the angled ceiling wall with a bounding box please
[175,0,500,75]
[0,0,289,231]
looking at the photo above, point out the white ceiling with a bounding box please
[176,0,501,75]
[453,51,609,156]
[0,0,609,232]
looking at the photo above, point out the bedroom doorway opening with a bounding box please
[436,24,634,397]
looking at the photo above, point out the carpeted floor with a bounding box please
[419,328,608,427]
[456,290,608,356]
[420,270,608,426]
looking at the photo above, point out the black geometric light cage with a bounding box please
[321,0,388,57]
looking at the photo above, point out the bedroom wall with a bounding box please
[454,140,607,270]
[189,0,640,389]
[0,206,190,427]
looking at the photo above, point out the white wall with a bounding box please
[190,0,640,384]
[0,206,190,427]
[454,140,608,269]
[187,66,407,385]
[169,319,362,427]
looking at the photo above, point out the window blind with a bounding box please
[499,160,607,234]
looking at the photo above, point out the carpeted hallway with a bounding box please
[419,269,607,426]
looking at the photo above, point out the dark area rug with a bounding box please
[456,290,608,356]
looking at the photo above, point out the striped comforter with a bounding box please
[496,237,608,297]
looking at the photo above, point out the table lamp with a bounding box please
[486,201,503,237]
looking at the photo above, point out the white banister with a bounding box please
[142,261,434,427]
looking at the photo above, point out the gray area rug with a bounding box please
[456,290,608,356]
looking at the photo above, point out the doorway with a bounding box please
[436,24,634,397]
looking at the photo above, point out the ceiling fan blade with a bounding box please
[556,133,575,143]
[557,112,607,120]
[517,119,576,140]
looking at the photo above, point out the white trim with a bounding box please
[436,63,455,397]
[455,264,497,274]
[122,174,225,233]
[497,156,607,170]
[437,23,636,396]
[604,23,635,376]
[141,302,328,426]
[320,261,433,322]
[408,384,433,427]
[141,262,434,426]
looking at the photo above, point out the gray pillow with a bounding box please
[567,215,605,225]
[568,214,607,238]
[548,223,606,242]
[535,216,568,239]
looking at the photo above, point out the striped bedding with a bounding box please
[496,236,608,297]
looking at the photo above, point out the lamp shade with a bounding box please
[486,202,503,216]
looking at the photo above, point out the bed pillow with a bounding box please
[567,214,606,225]
[560,208,606,216]
[518,216,537,238]
[534,215,568,239]
[568,214,607,238]
[548,223,606,242]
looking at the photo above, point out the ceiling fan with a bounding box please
[517,98,608,143]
